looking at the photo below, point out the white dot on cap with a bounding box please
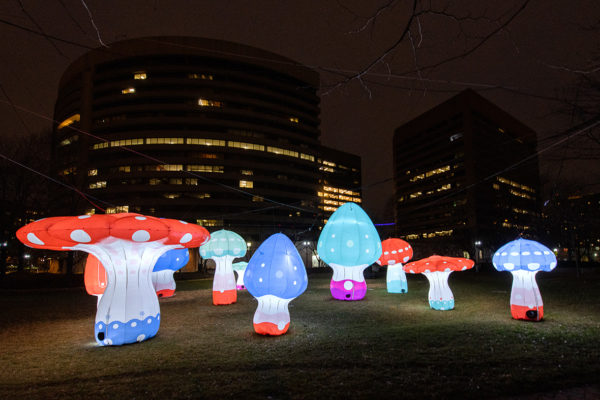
[346,240,354,247]
[78,215,91,219]
[365,249,370,253]
[275,270,283,278]
[259,277,263,282]
[180,233,192,244]
[135,216,147,220]
[27,232,44,245]
[179,220,188,224]
[132,230,151,242]
[70,229,91,243]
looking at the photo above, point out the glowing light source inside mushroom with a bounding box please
[317,202,382,301]
[16,214,209,346]
[403,255,474,310]
[245,233,308,335]
[200,229,247,305]
[151,248,190,298]
[492,238,557,321]
[377,238,413,294]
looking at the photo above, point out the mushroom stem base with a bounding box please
[253,295,292,336]
[213,289,237,305]
[387,264,408,293]
[330,279,367,301]
[95,313,160,346]
[511,304,544,321]
[510,270,544,321]
[156,289,175,298]
[423,271,454,311]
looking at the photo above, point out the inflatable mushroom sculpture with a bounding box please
[317,202,382,301]
[200,229,247,305]
[84,254,107,305]
[152,248,190,298]
[377,238,413,293]
[232,261,248,290]
[17,214,209,346]
[403,255,474,310]
[245,233,308,335]
[492,238,557,321]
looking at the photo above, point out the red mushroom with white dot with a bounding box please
[403,255,474,310]
[16,213,209,346]
[377,238,413,293]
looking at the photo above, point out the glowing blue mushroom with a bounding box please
[151,248,190,298]
[492,238,557,321]
[317,202,382,301]
[200,229,247,305]
[245,233,308,335]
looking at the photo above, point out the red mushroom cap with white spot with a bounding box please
[376,238,413,266]
[403,255,475,274]
[16,213,210,249]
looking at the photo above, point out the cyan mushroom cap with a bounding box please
[245,233,308,299]
[492,238,557,272]
[232,261,248,272]
[199,229,247,259]
[317,202,382,266]
[152,248,190,272]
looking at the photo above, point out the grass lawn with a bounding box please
[0,268,599,399]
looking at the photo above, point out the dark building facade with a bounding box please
[393,90,540,259]
[52,37,361,250]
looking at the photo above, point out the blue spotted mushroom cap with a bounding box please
[152,248,190,272]
[199,229,247,260]
[492,238,557,272]
[245,233,308,299]
[317,202,382,266]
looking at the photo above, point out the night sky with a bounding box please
[1,0,598,220]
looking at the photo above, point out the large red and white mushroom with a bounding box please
[376,238,413,293]
[403,255,474,310]
[17,213,209,346]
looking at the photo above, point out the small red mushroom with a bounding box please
[376,238,413,293]
[403,255,474,310]
[17,213,209,346]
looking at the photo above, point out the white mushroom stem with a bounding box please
[213,255,237,292]
[329,263,368,282]
[386,264,406,283]
[422,271,453,304]
[152,270,176,293]
[73,239,179,345]
[234,269,246,287]
[253,294,292,331]
[510,269,543,310]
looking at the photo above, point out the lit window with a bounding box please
[187,138,226,147]
[146,137,184,145]
[252,196,264,202]
[241,170,253,176]
[185,178,198,185]
[197,219,222,227]
[289,117,299,123]
[163,193,181,199]
[89,181,107,189]
[149,179,161,185]
[300,153,315,161]
[88,169,98,176]
[134,71,147,80]
[492,183,500,190]
[239,180,253,188]
[188,73,214,80]
[198,98,223,107]
[59,135,78,146]
[92,142,109,150]
[187,165,224,173]
[122,87,136,94]
[169,178,182,185]
[118,166,131,173]
[106,205,129,214]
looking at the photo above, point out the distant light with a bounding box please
[474,241,482,246]
[246,242,252,248]
[24,254,31,259]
